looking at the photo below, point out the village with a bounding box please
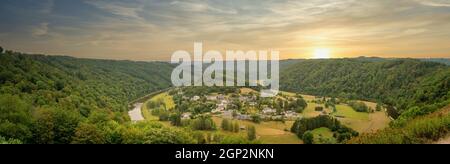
[140,87,391,144]
[177,89,303,123]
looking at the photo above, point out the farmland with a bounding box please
[139,88,391,144]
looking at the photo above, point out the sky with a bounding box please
[0,0,450,61]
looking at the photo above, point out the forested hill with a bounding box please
[0,51,174,113]
[280,58,450,119]
[0,50,182,144]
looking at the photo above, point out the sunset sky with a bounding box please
[1,0,450,60]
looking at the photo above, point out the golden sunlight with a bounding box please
[313,48,331,59]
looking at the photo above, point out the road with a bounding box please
[128,103,144,122]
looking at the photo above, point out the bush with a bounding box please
[349,110,450,144]
[348,101,369,113]
[251,114,261,124]
[315,106,324,111]
[247,125,256,141]
[302,131,314,144]
[291,115,358,143]
[0,136,22,144]
[190,115,216,131]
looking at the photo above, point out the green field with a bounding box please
[140,90,391,143]
[333,105,369,120]
[141,92,175,121]
[212,117,302,144]
[311,127,336,143]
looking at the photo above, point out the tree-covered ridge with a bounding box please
[280,58,450,118]
[0,52,174,113]
[0,50,178,143]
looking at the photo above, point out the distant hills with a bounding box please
[1,50,449,144]
[280,58,450,119]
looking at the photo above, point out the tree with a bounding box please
[0,46,3,53]
[32,108,82,144]
[315,106,324,111]
[348,101,369,113]
[233,122,240,133]
[302,131,314,144]
[169,113,182,126]
[52,109,82,144]
[247,125,256,141]
[0,136,22,144]
[71,123,105,144]
[0,95,32,142]
[32,108,55,144]
[221,119,230,131]
[190,115,216,131]
[251,114,261,124]
[376,103,383,111]
[159,110,170,121]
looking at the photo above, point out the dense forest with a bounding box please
[280,58,450,121]
[0,49,189,144]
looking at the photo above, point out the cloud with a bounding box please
[170,1,238,14]
[415,0,450,7]
[32,23,49,37]
[84,0,143,19]
[1,0,450,60]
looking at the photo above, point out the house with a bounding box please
[220,99,229,105]
[262,107,276,115]
[271,115,283,120]
[236,114,251,120]
[191,96,200,101]
[222,110,233,119]
[284,111,299,119]
[212,105,225,113]
[217,94,225,100]
[206,95,217,101]
[239,96,249,102]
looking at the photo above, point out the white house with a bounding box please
[262,107,276,115]
[191,96,200,101]
[207,95,217,101]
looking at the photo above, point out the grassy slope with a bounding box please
[211,117,302,144]
[348,105,450,144]
[311,127,336,143]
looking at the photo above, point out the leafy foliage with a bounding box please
[348,107,450,144]
[291,115,358,143]
[281,58,450,120]
[0,50,194,144]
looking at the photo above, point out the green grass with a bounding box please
[259,135,303,144]
[151,92,175,110]
[212,117,302,144]
[333,105,369,120]
[302,103,320,118]
[311,127,336,144]
[141,92,175,121]
[311,127,334,137]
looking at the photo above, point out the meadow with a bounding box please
[141,90,391,144]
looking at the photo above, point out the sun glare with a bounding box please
[313,48,331,59]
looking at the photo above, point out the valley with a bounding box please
[1,50,449,144]
[134,87,391,144]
